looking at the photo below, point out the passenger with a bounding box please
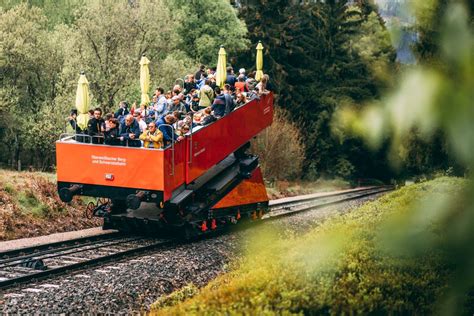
[192,107,208,124]
[114,101,129,118]
[139,122,163,149]
[130,101,137,116]
[194,64,206,81]
[172,85,182,96]
[153,87,167,118]
[208,74,217,90]
[183,74,197,95]
[238,68,247,80]
[235,93,247,107]
[168,95,187,113]
[104,118,121,145]
[156,114,182,146]
[177,124,190,137]
[225,66,236,87]
[263,74,273,91]
[172,111,184,128]
[199,79,214,108]
[211,87,226,118]
[234,75,248,93]
[67,109,83,134]
[246,77,259,101]
[200,107,216,125]
[134,112,147,132]
[189,93,200,112]
[256,74,270,96]
[119,114,141,147]
[87,107,105,144]
[223,84,235,115]
[104,113,114,131]
[196,72,208,89]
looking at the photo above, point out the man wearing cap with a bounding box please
[168,95,187,113]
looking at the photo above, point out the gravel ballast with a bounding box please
[0,194,384,314]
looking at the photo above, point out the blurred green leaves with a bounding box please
[337,0,474,312]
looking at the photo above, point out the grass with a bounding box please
[150,177,469,315]
[17,190,50,216]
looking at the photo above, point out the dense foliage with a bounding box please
[237,0,398,180]
[150,177,469,314]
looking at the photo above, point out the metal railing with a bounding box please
[160,124,175,176]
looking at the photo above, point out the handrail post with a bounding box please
[189,112,193,165]
[161,124,175,176]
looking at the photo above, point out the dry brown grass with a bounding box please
[0,170,100,241]
[251,108,306,181]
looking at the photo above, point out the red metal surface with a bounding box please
[163,139,186,201]
[56,142,166,191]
[212,167,268,209]
[185,93,274,184]
[56,93,273,203]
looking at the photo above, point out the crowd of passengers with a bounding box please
[68,66,271,149]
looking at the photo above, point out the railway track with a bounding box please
[0,186,392,291]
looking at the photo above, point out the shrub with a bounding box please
[251,108,305,181]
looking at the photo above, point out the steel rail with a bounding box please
[265,186,393,219]
[0,239,173,290]
[0,237,145,268]
[0,232,122,259]
[0,186,393,291]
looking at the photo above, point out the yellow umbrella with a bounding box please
[255,41,264,82]
[215,45,227,88]
[75,71,90,131]
[139,54,151,106]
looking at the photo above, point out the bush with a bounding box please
[251,108,305,181]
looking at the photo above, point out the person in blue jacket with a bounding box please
[156,114,183,147]
[119,114,141,147]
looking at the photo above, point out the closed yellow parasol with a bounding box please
[140,54,151,106]
[255,41,264,82]
[75,71,90,130]
[215,45,227,88]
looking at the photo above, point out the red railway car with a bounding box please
[57,93,274,236]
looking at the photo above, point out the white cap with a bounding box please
[239,68,246,74]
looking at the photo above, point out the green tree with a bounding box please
[239,0,396,180]
[166,0,249,66]
[0,4,63,167]
[59,0,184,111]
